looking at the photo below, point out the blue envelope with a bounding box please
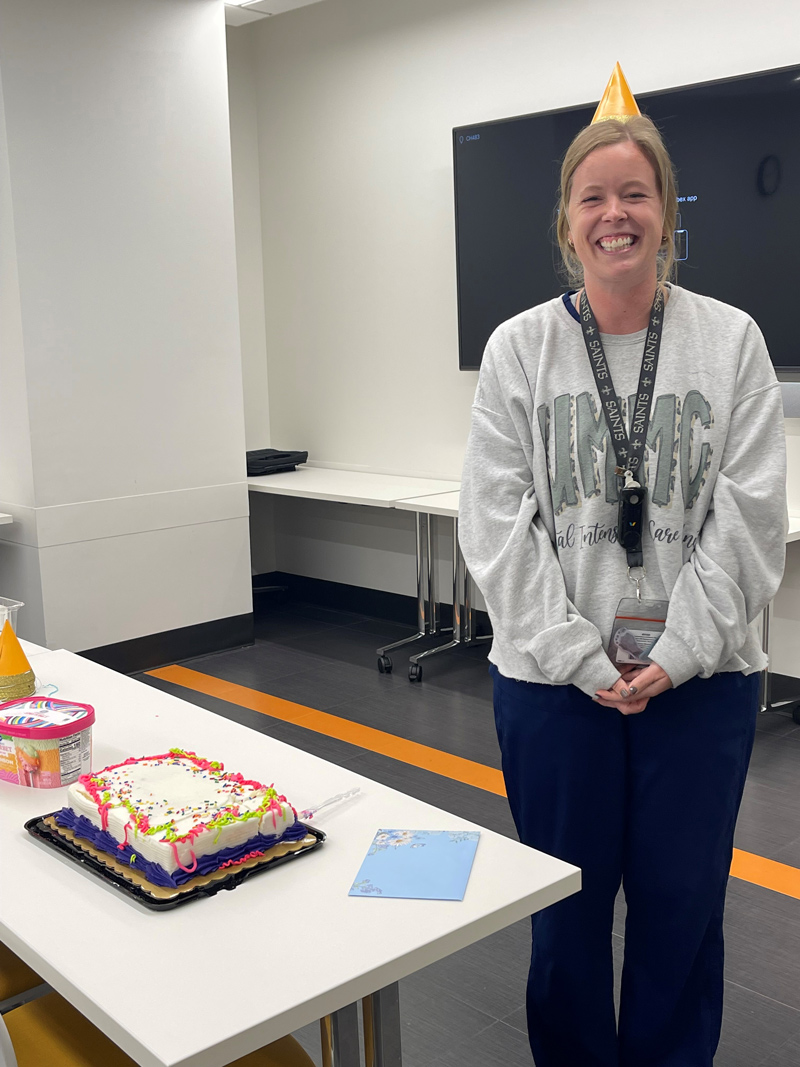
[349,829,480,900]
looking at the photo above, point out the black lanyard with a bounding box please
[578,287,665,570]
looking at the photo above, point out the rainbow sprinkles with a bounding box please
[53,748,307,889]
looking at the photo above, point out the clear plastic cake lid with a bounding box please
[0,698,95,739]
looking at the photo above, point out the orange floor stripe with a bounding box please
[148,664,800,900]
[147,664,507,796]
[730,848,800,900]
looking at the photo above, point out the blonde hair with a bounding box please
[556,115,678,287]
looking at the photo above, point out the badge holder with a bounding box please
[608,568,669,670]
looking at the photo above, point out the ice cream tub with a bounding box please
[0,698,94,788]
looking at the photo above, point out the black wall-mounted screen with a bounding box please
[453,64,800,372]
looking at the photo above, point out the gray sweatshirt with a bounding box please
[459,284,787,697]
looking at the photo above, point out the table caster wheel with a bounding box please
[377,655,392,674]
[409,664,423,683]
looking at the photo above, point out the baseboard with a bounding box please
[252,571,492,634]
[79,613,254,675]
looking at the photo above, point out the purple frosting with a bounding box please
[54,809,307,888]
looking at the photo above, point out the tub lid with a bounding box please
[0,698,95,739]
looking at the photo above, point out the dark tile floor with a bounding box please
[138,600,800,1067]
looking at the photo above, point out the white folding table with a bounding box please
[0,649,579,1067]
[247,467,460,508]
[18,640,50,660]
[248,468,466,677]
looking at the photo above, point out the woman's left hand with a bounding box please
[595,664,673,715]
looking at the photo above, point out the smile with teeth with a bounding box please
[598,234,637,252]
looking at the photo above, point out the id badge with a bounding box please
[608,598,669,669]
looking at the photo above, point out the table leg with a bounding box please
[426,513,441,636]
[760,599,799,714]
[760,600,772,713]
[320,1002,362,1067]
[0,981,51,1015]
[320,1016,333,1067]
[364,984,402,1067]
[408,518,491,675]
[362,996,375,1067]
[453,516,464,643]
[409,519,460,668]
[417,511,430,635]
[454,519,491,650]
[376,512,452,665]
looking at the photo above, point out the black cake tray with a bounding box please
[25,812,325,912]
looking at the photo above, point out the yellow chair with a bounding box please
[0,989,315,1067]
[0,944,49,1015]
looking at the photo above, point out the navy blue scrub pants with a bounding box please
[491,667,759,1067]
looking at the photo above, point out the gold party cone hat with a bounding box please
[591,62,641,124]
[0,619,35,699]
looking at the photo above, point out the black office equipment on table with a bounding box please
[246,449,308,476]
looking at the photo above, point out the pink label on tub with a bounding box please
[0,728,91,787]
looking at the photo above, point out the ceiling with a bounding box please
[225,0,327,27]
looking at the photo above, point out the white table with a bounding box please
[248,470,466,679]
[19,640,50,660]
[0,649,579,1067]
[394,492,460,519]
[248,467,460,508]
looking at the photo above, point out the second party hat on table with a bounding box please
[0,620,35,700]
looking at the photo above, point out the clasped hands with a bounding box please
[594,663,673,715]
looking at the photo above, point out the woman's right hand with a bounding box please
[594,676,650,715]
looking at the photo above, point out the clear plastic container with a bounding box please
[0,598,24,633]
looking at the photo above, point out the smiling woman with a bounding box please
[570,143,662,274]
[458,65,788,1067]
[558,117,678,285]
[556,116,678,335]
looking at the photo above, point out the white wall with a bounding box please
[233,0,800,673]
[0,56,35,510]
[227,26,271,452]
[0,0,252,651]
[242,0,800,473]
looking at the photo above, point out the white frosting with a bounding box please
[65,754,296,874]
